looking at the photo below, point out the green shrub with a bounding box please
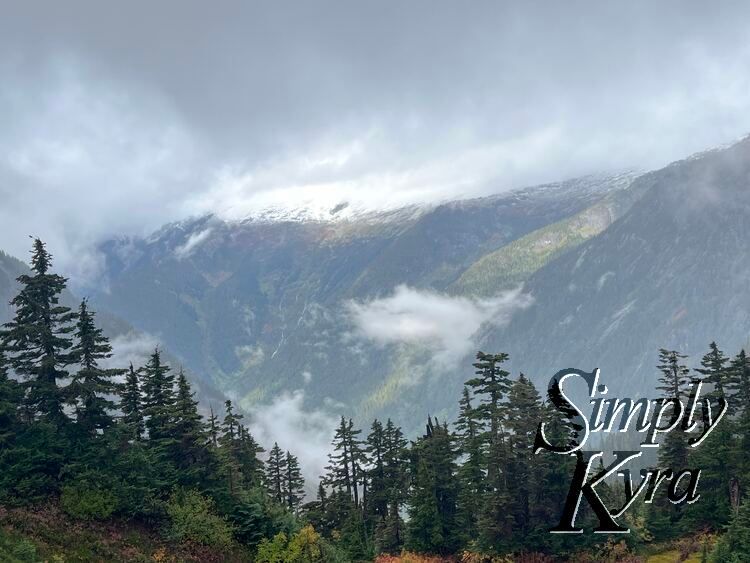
[11,538,38,562]
[60,483,117,521]
[165,489,234,548]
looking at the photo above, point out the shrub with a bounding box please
[60,483,117,521]
[165,489,234,548]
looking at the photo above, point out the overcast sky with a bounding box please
[3,1,750,277]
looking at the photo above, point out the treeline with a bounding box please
[0,240,318,558]
[2,240,750,561]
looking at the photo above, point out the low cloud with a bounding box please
[174,227,212,260]
[102,331,159,370]
[249,390,338,495]
[347,285,533,367]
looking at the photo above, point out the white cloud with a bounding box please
[101,331,159,370]
[174,227,212,260]
[249,390,338,495]
[347,285,533,367]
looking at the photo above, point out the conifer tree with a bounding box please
[0,239,76,426]
[506,373,543,541]
[696,341,731,401]
[237,424,265,488]
[0,350,20,447]
[405,417,459,555]
[266,442,287,504]
[284,451,305,513]
[120,363,144,440]
[324,417,364,507]
[365,419,388,522]
[465,351,513,552]
[172,368,207,484]
[141,349,175,440]
[454,386,485,545]
[207,404,220,448]
[68,299,123,435]
[649,349,691,539]
[220,399,245,495]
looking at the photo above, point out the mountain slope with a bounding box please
[479,139,750,397]
[89,174,636,427]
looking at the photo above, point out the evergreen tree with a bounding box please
[324,417,364,507]
[405,417,459,555]
[120,363,144,440]
[284,451,305,513]
[505,373,543,544]
[0,239,76,426]
[454,386,485,546]
[68,299,123,435]
[649,349,691,540]
[237,424,265,488]
[465,351,513,552]
[207,404,220,448]
[696,341,731,402]
[141,349,175,440]
[220,399,245,496]
[266,442,287,504]
[365,419,388,522]
[171,368,207,485]
[0,350,21,447]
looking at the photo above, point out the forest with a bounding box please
[0,239,749,562]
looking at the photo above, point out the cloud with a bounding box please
[4,3,750,279]
[101,331,159,370]
[347,285,533,367]
[174,227,212,260]
[249,390,338,494]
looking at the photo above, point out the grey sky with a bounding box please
[2,1,750,277]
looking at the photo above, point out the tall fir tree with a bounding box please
[266,442,287,504]
[0,239,76,426]
[284,451,305,513]
[141,349,175,441]
[405,417,460,555]
[120,363,144,440]
[68,299,123,435]
[465,351,513,552]
[454,386,485,547]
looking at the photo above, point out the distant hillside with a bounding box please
[88,173,637,430]
[480,138,750,397]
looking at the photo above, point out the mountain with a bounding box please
[480,138,750,398]
[88,173,637,430]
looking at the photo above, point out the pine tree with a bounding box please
[506,373,543,544]
[365,419,388,522]
[141,349,175,440]
[696,341,731,401]
[656,348,691,401]
[405,417,459,555]
[0,239,76,426]
[68,300,123,435]
[171,368,207,485]
[207,404,220,448]
[0,350,21,447]
[284,451,305,513]
[465,351,513,552]
[324,417,364,507]
[220,399,245,496]
[120,363,144,440]
[649,349,691,539]
[454,386,485,546]
[266,442,287,504]
[237,424,265,488]
[375,419,408,554]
